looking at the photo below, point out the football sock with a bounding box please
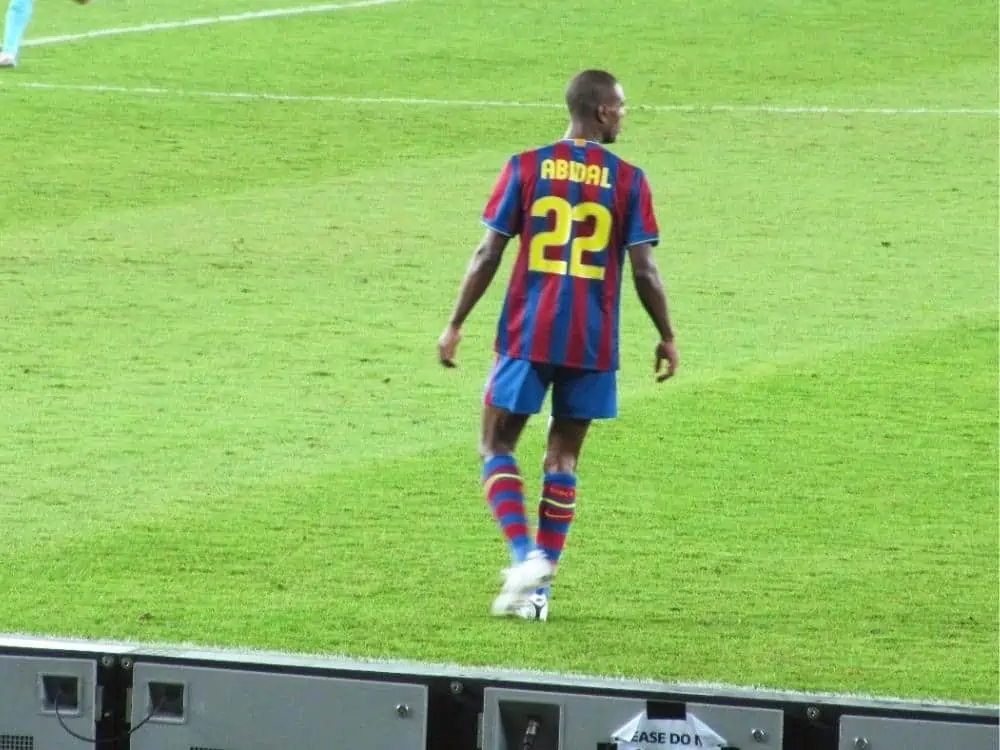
[534,472,577,596]
[482,454,532,564]
[2,0,33,58]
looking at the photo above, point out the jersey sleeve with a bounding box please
[624,171,660,248]
[481,156,523,237]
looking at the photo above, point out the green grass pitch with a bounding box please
[0,0,997,705]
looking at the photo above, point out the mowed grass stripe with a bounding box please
[23,0,410,47]
[2,86,994,228]
[1,317,995,701]
[13,0,997,110]
[1,303,992,544]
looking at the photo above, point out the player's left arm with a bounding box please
[438,229,512,368]
[625,170,679,381]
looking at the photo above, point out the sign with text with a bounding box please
[611,709,729,749]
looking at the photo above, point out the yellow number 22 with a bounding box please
[528,196,613,281]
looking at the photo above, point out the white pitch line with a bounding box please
[669,103,1000,116]
[23,0,404,47]
[7,81,1000,117]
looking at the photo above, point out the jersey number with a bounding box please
[528,196,612,281]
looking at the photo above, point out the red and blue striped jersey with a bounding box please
[481,139,660,372]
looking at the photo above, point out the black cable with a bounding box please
[54,688,166,745]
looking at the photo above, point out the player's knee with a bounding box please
[543,450,578,475]
[480,438,515,462]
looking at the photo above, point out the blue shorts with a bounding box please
[484,354,618,420]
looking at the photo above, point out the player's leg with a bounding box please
[480,402,532,565]
[1,0,34,66]
[535,415,590,593]
[518,367,616,620]
[480,355,555,615]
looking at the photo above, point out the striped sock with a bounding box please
[482,454,532,564]
[535,472,577,596]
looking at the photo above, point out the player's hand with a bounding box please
[438,324,462,368]
[655,339,678,382]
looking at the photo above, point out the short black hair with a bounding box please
[565,70,620,120]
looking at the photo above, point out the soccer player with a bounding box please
[0,0,90,69]
[438,69,679,621]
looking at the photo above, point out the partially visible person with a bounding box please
[1,0,91,69]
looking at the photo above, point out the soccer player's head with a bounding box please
[565,70,626,144]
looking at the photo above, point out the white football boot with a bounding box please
[516,593,549,622]
[0,53,16,68]
[491,550,553,617]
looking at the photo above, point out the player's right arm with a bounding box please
[438,229,512,367]
[438,156,522,368]
[625,170,679,381]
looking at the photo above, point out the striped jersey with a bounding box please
[481,138,660,372]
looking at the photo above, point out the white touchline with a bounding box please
[7,81,1000,116]
[22,0,406,48]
